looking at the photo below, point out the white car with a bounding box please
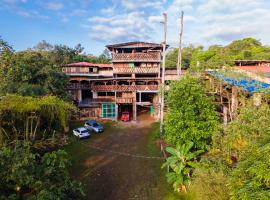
[73,127,90,139]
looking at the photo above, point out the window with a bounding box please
[102,103,116,118]
[71,67,76,72]
[97,92,106,96]
[129,63,135,68]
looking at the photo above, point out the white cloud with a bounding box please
[88,11,158,43]
[45,2,64,10]
[121,0,163,10]
[101,7,115,15]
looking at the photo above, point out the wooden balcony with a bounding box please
[113,67,159,74]
[92,85,159,92]
[112,52,161,62]
[67,83,91,90]
[116,97,133,104]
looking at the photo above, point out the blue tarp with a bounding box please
[208,71,270,93]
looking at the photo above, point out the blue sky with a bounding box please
[1,0,270,55]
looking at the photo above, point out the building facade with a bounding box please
[64,42,172,121]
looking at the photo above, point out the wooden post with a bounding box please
[177,11,184,77]
[78,90,82,103]
[253,93,262,107]
[223,106,228,126]
[115,91,118,121]
[160,13,167,137]
[133,92,137,121]
[219,82,223,104]
[231,87,238,118]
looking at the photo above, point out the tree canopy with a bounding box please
[164,74,219,151]
[166,38,270,71]
[0,38,111,98]
[0,143,84,200]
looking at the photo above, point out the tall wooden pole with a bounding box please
[160,13,167,137]
[177,11,184,77]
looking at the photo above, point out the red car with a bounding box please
[120,111,130,121]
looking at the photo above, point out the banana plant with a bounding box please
[162,141,203,192]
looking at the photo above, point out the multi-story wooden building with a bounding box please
[64,41,170,120]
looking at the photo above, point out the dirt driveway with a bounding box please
[65,114,180,200]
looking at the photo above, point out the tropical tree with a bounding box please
[162,142,203,192]
[164,74,219,150]
[0,143,84,199]
[165,45,203,69]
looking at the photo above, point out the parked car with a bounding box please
[73,127,90,138]
[120,111,130,121]
[84,120,104,133]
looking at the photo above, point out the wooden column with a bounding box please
[78,90,82,103]
[133,92,137,121]
[253,93,262,107]
[223,106,228,126]
[219,82,223,104]
[231,87,238,118]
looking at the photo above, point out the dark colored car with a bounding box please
[84,120,104,133]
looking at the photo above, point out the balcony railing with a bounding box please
[116,97,133,104]
[112,52,161,62]
[67,83,91,90]
[68,83,159,92]
[113,67,159,74]
[92,85,159,92]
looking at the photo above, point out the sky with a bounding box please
[1,0,270,55]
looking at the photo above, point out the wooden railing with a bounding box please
[112,52,161,62]
[116,97,133,104]
[67,83,91,90]
[67,83,159,91]
[92,85,159,92]
[113,67,159,74]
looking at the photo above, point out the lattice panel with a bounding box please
[91,85,159,92]
[112,52,161,62]
[113,67,159,74]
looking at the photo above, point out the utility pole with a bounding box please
[160,12,167,137]
[177,11,184,77]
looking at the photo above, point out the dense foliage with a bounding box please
[0,95,75,145]
[0,143,84,200]
[0,38,111,98]
[166,38,270,71]
[164,74,219,151]
[190,103,270,200]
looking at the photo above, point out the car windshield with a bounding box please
[81,130,88,133]
[92,123,99,127]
